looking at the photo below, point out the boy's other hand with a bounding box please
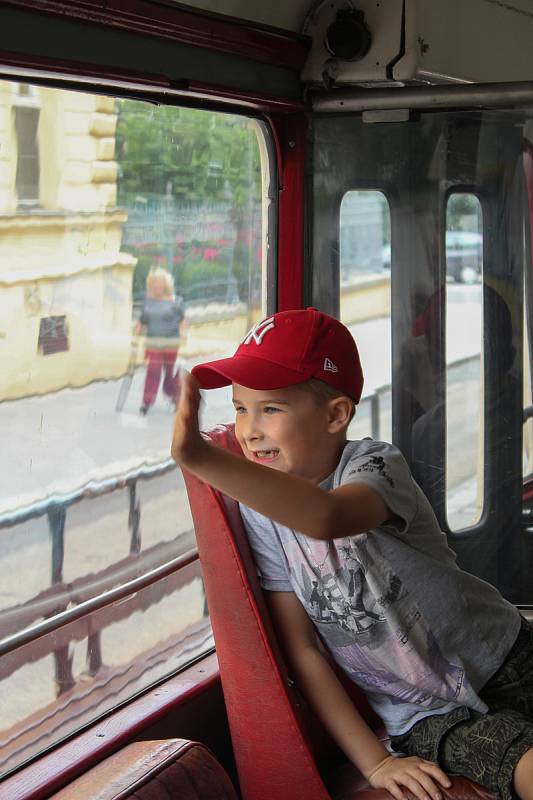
[367,754,452,800]
[171,371,208,468]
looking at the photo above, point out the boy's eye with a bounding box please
[233,405,246,414]
[263,406,280,414]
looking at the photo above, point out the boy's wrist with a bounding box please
[176,436,211,471]
[364,754,394,782]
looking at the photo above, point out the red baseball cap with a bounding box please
[191,308,364,402]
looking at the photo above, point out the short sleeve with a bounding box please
[339,441,418,534]
[239,504,293,592]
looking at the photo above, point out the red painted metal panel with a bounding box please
[0,0,310,71]
[270,113,308,311]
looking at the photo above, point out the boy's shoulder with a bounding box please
[328,438,411,490]
[336,437,402,466]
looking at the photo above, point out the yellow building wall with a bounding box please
[340,275,391,325]
[0,81,134,401]
[0,263,134,400]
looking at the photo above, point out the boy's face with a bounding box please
[232,383,343,483]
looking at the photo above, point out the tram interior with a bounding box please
[1,1,533,798]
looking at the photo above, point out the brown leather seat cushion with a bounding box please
[50,739,238,800]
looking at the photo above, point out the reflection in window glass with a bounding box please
[523,280,533,480]
[339,191,391,442]
[445,193,484,530]
[0,79,268,777]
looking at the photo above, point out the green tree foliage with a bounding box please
[116,100,263,307]
[447,193,482,232]
[116,101,261,208]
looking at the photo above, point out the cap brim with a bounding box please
[192,354,310,391]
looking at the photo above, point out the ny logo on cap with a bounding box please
[242,316,275,346]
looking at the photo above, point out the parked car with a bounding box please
[381,232,482,283]
[446,230,483,283]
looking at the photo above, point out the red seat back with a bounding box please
[182,425,371,800]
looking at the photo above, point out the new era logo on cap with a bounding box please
[323,358,338,373]
[192,307,364,402]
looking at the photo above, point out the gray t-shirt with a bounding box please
[240,438,520,736]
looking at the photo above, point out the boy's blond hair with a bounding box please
[296,378,356,423]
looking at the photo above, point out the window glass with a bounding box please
[445,193,484,530]
[524,308,533,481]
[0,80,269,777]
[339,191,391,442]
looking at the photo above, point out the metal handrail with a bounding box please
[312,80,533,113]
[0,547,199,658]
[0,458,176,529]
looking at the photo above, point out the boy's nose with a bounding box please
[245,427,262,442]
[242,417,263,443]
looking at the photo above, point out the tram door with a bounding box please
[311,108,533,605]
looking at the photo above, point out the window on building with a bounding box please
[13,84,40,205]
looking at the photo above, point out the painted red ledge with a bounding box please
[0,653,220,800]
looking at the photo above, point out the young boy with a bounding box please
[171,307,533,800]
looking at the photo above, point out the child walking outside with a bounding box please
[171,307,533,800]
[135,268,184,415]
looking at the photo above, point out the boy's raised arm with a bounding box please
[171,373,389,540]
[267,591,451,800]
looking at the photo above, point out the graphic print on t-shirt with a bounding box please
[303,542,385,638]
[290,534,470,709]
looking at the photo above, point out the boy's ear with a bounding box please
[327,396,353,433]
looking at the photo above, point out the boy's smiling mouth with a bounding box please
[249,448,280,462]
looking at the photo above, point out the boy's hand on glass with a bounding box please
[366,754,452,800]
[171,371,208,468]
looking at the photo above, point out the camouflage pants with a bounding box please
[390,618,533,799]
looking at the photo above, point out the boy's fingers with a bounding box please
[382,782,406,800]
[407,770,442,800]
[177,371,198,411]
[394,774,431,800]
[419,761,452,788]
